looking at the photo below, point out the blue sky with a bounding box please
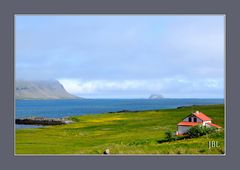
[16,15,225,98]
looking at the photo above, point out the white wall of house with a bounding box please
[177,126,192,134]
[202,120,211,126]
[183,116,202,123]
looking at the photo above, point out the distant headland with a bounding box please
[16,79,82,100]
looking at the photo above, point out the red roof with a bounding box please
[193,111,212,121]
[177,122,201,126]
[206,122,221,128]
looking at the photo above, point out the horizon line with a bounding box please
[16,97,224,100]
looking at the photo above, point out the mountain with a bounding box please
[16,80,81,99]
[148,94,164,99]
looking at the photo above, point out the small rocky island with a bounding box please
[148,94,164,99]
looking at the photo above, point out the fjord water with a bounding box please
[16,98,224,118]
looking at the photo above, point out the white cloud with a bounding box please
[58,78,223,98]
[58,79,158,94]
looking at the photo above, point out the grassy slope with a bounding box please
[16,104,224,154]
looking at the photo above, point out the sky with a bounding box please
[16,15,225,98]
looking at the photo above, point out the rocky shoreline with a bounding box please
[15,117,73,126]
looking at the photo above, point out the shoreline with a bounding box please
[15,104,224,128]
[16,98,224,119]
[15,117,73,126]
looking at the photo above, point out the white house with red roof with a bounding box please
[176,111,221,135]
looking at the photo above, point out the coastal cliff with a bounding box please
[16,79,81,99]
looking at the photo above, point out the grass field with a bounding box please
[16,104,224,155]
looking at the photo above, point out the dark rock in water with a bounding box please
[177,105,199,109]
[118,110,130,113]
[148,94,164,99]
[15,117,73,126]
[15,79,82,99]
[177,106,185,109]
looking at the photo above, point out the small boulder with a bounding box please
[103,149,110,155]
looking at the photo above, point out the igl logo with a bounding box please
[208,141,220,149]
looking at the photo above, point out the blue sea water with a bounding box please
[16,98,224,119]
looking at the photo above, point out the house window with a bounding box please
[194,117,197,122]
[188,117,191,122]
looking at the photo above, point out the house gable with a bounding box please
[181,111,212,123]
[182,114,203,123]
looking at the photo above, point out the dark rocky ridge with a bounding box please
[16,79,81,99]
[16,117,73,125]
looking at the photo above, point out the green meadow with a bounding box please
[16,104,224,155]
